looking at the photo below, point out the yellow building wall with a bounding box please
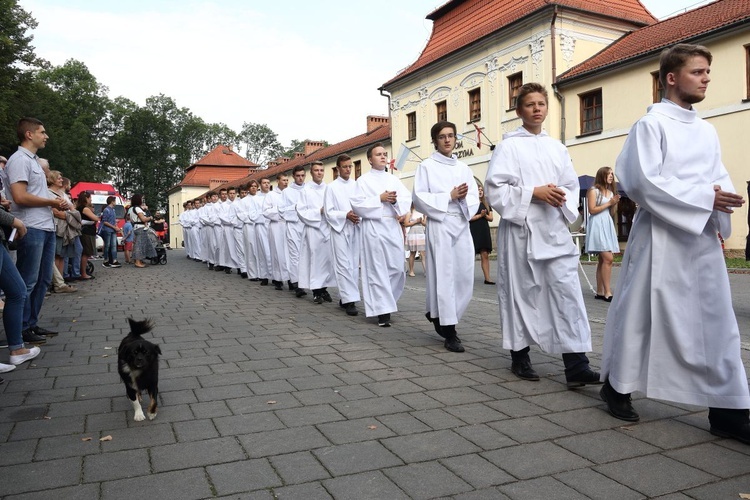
[384,9,645,215]
[167,186,208,249]
[560,31,750,249]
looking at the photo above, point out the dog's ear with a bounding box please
[155,345,162,356]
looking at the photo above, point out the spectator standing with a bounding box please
[6,118,65,344]
[470,183,495,285]
[100,196,121,268]
[76,192,98,280]
[585,167,620,301]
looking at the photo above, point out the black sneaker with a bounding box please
[321,291,332,303]
[240,272,248,279]
[260,278,269,286]
[313,294,323,304]
[295,288,308,298]
[102,261,112,268]
[345,303,359,316]
[22,329,47,345]
[377,314,391,327]
[110,261,122,268]
[33,326,58,337]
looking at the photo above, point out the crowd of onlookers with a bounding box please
[0,117,151,382]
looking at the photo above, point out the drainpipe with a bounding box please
[550,5,566,144]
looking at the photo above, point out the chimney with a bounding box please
[294,152,305,159]
[366,115,389,133]
[304,140,325,156]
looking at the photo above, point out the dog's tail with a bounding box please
[127,318,154,338]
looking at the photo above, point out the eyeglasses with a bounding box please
[437,134,455,140]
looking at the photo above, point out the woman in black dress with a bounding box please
[469,183,494,284]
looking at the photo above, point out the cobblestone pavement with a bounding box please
[1,250,750,499]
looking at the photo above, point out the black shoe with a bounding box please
[215,265,224,272]
[288,280,296,291]
[33,326,58,337]
[484,280,496,285]
[22,329,47,346]
[110,261,122,268]
[208,264,215,270]
[511,360,540,381]
[425,313,446,338]
[295,288,308,297]
[600,380,640,421]
[102,261,112,268]
[240,272,248,279]
[377,314,391,327]
[709,409,750,444]
[225,268,232,274]
[313,294,323,304]
[444,336,465,353]
[321,291,332,303]
[260,279,269,286]
[339,299,345,308]
[345,303,359,316]
[273,280,284,290]
[566,369,603,388]
[594,294,606,300]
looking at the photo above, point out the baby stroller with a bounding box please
[147,228,167,265]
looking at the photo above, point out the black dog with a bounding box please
[118,318,161,421]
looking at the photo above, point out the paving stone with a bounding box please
[4,484,101,500]
[323,470,409,500]
[83,448,151,482]
[375,412,433,436]
[269,451,331,484]
[486,415,574,444]
[190,400,233,418]
[410,408,466,429]
[595,454,718,497]
[293,388,347,405]
[34,432,103,460]
[665,442,750,478]
[173,419,220,442]
[193,383,254,402]
[411,374,478,390]
[225,392,301,414]
[9,415,85,441]
[151,435,245,471]
[0,439,36,466]
[47,397,111,417]
[542,406,626,433]
[440,453,515,488]
[332,396,411,419]
[485,397,550,418]
[381,429,481,462]
[683,474,750,499]
[273,482,333,500]
[616,418,716,449]
[317,416,396,444]
[498,476,589,500]
[393,391,444,410]
[207,458,282,495]
[99,422,176,452]
[554,468,645,500]
[275,403,346,427]
[247,379,297,395]
[444,402,509,425]
[361,367,418,382]
[0,457,81,495]
[238,426,331,458]
[555,428,661,463]
[483,441,593,480]
[384,461,474,499]
[424,386,494,406]
[101,467,213,500]
[452,488,511,500]
[362,379,425,397]
[454,423,519,450]
[313,440,403,475]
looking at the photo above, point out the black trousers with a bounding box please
[510,346,590,378]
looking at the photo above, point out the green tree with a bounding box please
[238,122,284,166]
[34,59,111,182]
[0,0,47,155]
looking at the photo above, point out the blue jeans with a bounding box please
[1,243,27,350]
[102,231,117,263]
[15,227,55,331]
[65,235,82,278]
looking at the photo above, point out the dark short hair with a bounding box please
[276,173,288,181]
[228,186,236,192]
[248,180,259,188]
[292,166,305,175]
[430,121,457,147]
[367,143,384,160]
[659,43,712,88]
[515,82,548,110]
[336,154,351,167]
[17,117,44,143]
[106,196,116,205]
[219,188,227,194]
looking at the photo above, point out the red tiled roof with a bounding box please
[382,0,656,89]
[557,0,750,83]
[171,145,259,190]
[213,125,391,192]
